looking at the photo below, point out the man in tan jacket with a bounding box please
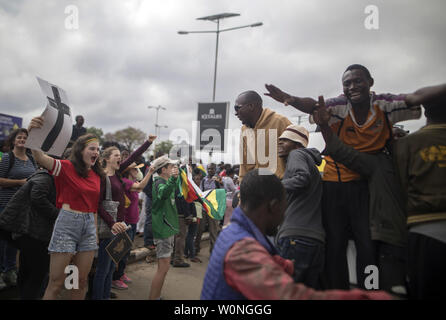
[235,90,292,181]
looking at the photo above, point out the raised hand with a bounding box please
[264,84,294,105]
[148,135,157,143]
[28,116,44,131]
[312,95,332,126]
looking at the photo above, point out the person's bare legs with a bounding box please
[42,253,74,300]
[70,250,95,300]
[149,257,170,300]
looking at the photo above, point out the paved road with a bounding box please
[112,241,210,300]
[0,238,211,300]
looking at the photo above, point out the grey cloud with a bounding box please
[0,0,445,157]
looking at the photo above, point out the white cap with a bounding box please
[279,124,309,148]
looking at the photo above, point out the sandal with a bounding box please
[190,257,202,263]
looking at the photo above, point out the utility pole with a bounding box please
[179,13,262,102]
[147,105,167,152]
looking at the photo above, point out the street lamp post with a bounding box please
[178,13,262,102]
[147,105,167,151]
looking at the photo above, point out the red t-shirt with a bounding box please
[50,159,101,213]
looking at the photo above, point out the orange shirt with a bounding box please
[319,93,421,182]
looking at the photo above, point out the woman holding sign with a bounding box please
[27,116,127,300]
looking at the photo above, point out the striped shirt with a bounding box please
[311,92,421,182]
[0,153,37,208]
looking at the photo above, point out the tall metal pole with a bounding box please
[212,20,220,102]
[148,105,166,153]
[178,14,262,102]
[155,108,160,137]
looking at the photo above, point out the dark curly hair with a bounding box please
[68,133,104,178]
[7,128,28,150]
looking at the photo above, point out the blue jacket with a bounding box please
[200,206,277,300]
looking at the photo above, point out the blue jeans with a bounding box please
[92,237,115,300]
[277,236,325,289]
[185,223,198,259]
[113,224,136,280]
[144,198,154,246]
[0,206,17,273]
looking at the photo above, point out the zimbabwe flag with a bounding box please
[197,164,207,177]
[178,168,199,202]
[201,189,226,220]
[178,166,226,220]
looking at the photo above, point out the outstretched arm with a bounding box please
[119,134,157,172]
[130,165,155,192]
[264,84,317,114]
[224,238,392,300]
[27,116,56,171]
[405,83,446,107]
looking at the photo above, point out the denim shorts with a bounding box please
[154,236,174,259]
[48,209,98,254]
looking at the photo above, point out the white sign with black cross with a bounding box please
[25,77,73,157]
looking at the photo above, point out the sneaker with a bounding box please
[3,270,17,287]
[110,291,118,299]
[121,274,132,284]
[111,280,128,290]
[173,261,190,268]
[0,275,7,291]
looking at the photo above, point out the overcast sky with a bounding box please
[1,0,445,164]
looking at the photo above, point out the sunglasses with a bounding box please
[234,103,250,112]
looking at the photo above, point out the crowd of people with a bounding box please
[0,63,444,300]
[206,64,444,300]
[0,115,241,299]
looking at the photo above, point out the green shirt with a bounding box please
[151,175,180,239]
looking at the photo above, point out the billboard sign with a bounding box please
[0,113,23,141]
[196,102,229,153]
